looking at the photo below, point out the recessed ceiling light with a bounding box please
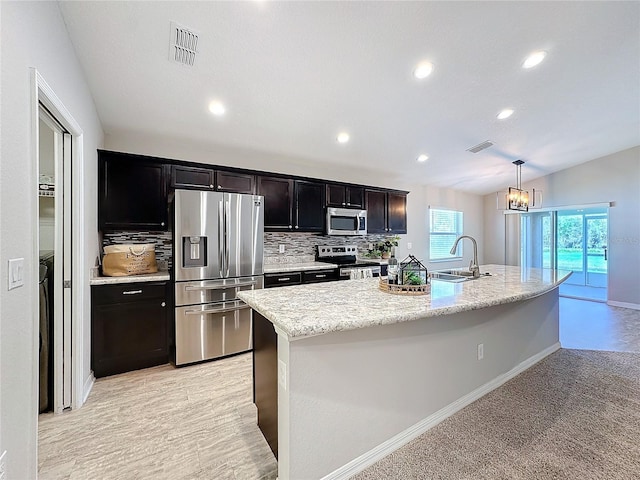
[497,109,514,120]
[208,100,226,116]
[413,61,434,80]
[522,51,547,69]
[417,154,429,162]
[337,132,350,144]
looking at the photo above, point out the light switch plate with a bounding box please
[8,258,24,290]
[407,242,412,249]
[279,244,285,254]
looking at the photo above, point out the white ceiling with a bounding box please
[59,1,640,194]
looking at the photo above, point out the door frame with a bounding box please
[31,69,86,411]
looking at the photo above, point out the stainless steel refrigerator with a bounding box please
[173,189,264,366]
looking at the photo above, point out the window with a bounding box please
[429,208,463,261]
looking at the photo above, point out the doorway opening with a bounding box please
[38,105,73,413]
[557,208,608,301]
[32,69,87,420]
[520,206,608,302]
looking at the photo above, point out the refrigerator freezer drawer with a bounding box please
[175,275,264,307]
[174,301,253,365]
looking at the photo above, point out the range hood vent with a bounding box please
[466,140,494,154]
[169,22,199,66]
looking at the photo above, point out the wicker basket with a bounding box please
[378,277,431,296]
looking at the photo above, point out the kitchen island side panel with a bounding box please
[283,288,560,479]
[253,312,279,458]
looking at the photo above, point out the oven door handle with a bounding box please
[184,303,251,315]
[184,280,258,291]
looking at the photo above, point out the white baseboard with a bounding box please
[607,300,640,311]
[321,342,562,480]
[82,371,95,405]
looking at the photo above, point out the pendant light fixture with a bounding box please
[507,160,529,211]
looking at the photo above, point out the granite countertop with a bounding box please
[90,269,171,285]
[264,262,338,274]
[238,264,572,340]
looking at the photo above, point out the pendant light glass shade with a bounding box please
[507,160,529,212]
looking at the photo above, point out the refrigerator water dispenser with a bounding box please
[183,236,207,267]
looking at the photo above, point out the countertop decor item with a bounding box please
[378,277,430,295]
[102,244,158,277]
[398,254,428,285]
[364,235,400,258]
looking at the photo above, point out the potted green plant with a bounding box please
[365,236,400,259]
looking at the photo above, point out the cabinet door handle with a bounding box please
[278,277,291,281]
[316,274,326,278]
[122,290,142,295]
[161,222,165,227]
[161,302,166,307]
[289,225,292,229]
[295,225,299,229]
[210,184,215,189]
[342,202,346,206]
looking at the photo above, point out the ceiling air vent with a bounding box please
[466,140,494,154]
[169,22,199,66]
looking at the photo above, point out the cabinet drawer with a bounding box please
[264,272,302,288]
[92,282,167,305]
[302,269,338,284]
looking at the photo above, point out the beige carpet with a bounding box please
[353,349,640,480]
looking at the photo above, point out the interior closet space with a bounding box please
[38,116,56,413]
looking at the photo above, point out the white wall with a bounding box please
[484,146,640,306]
[0,2,103,478]
[395,184,485,270]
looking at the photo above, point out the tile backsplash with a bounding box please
[101,231,398,271]
[264,232,396,259]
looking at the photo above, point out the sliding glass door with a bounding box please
[521,207,608,301]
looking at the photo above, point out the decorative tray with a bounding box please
[378,277,431,296]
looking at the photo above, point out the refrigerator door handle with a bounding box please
[184,303,251,315]
[185,280,258,291]
[218,199,225,277]
[225,199,231,277]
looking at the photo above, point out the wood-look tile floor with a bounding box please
[560,297,640,352]
[38,353,277,480]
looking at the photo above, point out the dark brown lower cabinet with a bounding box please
[253,311,278,458]
[91,282,169,378]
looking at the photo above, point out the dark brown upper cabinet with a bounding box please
[294,180,325,232]
[387,192,407,234]
[215,171,255,195]
[171,165,215,190]
[171,166,255,195]
[365,189,407,234]
[258,176,325,232]
[326,184,364,209]
[258,176,294,230]
[99,150,169,231]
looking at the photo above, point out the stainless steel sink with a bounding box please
[429,271,471,283]
[436,269,475,277]
[429,270,491,283]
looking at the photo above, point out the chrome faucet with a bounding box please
[450,235,480,278]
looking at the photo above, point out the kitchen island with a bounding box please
[239,264,571,480]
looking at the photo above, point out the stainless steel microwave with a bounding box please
[326,207,367,236]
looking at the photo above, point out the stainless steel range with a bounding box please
[172,190,264,366]
[316,244,381,279]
